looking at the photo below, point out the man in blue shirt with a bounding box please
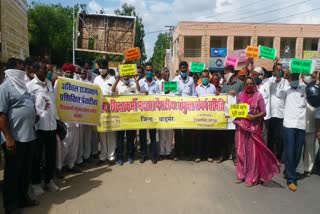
[0,58,39,214]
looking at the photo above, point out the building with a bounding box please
[171,21,320,74]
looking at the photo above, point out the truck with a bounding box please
[0,0,29,82]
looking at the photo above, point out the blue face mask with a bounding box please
[146,71,153,79]
[46,72,53,80]
[290,80,299,89]
[180,72,187,78]
[202,77,209,85]
[253,77,262,85]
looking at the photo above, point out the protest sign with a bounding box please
[124,47,141,61]
[97,94,236,131]
[224,56,239,68]
[258,45,276,60]
[246,46,258,58]
[304,51,319,59]
[210,48,227,57]
[190,61,206,73]
[55,77,102,125]
[209,57,225,70]
[163,81,178,92]
[119,64,137,76]
[231,49,247,62]
[228,103,249,118]
[289,58,313,74]
[280,58,291,69]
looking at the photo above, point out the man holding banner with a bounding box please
[138,62,160,164]
[94,59,117,165]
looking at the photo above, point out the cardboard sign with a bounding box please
[280,58,291,69]
[163,81,178,92]
[303,51,319,59]
[245,46,258,58]
[312,58,320,71]
[210,48,227,57]
[231,49,247,62]
[224,56,239,68]
[228,103,249,118]
[289,58,313,74]
[190,61,206,73]
[124,47,141,61]
[119,64,137,76]
[258,45,276,60]
[209,57,225,71]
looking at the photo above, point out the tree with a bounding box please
[28,3,74,65]
[150,33,170,71]
[114,3,146,63]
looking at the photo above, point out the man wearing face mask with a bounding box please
[253,67,271,144]
[93,59,117,165]
[138,62,160,164]
[112,74,139,165]
[172,61,195,161]
[276,72,307,192]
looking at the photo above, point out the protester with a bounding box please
[194,69,216,162]
[234,77,280,187]
[94,59,117,165]
[277,72,306,191]
[138,62,160,164]
[173,61,195,161]
[237,70,246,82]
[0,58,39,214]
[112,74,139,165]
[27,61,59,195]
[158,67,174,160]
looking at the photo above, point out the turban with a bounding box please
[61,63,76,72]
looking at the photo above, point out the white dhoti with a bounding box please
[76,125,93,164]
[91,130,100,155]
[99,131,116,161]
[159,129,173,155]
[61,126,80,169]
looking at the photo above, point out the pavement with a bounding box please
[1,158,319,214]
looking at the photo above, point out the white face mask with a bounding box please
[99,69,107,75]
[304,75,313,84]
[121,79,129,85]
[224,72,233,82]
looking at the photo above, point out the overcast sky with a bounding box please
[28,0,320,59]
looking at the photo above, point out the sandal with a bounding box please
[234,178,244,184]
[245,183,254,187]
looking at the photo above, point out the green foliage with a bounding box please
[150,33,170,71]
[114,3,146,63]
[28,2,74,65]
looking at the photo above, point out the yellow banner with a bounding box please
[97,95,235,132]
[228,103,249,118]
[55,77,103,125]
[303,51,319,59]
[119,64,137,76]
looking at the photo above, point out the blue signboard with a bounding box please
[210,48,227,57]
[209,57,225,71]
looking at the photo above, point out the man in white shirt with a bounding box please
[277,73,306,191]
[27,61,59,195]
[93,59,116,165]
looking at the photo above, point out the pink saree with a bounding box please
[234,90,280,185]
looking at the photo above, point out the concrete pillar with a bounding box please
[251,36,258,46]
[274,37,281,57]
[201,35,210,63]
[296,37,303,58]
[227,35,234,55]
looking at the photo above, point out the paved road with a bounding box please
[0,159,319,214]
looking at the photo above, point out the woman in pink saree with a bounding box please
[234,77,280,186]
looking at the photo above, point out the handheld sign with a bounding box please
[119,64,137,76]
[209,57,225,71]
[124,47,141,61]
[228,103,249,118]
[258,45,276,60]
[224,56,239,68]
[210,48,227,57]
[246,46,258,58]
[231,49,247,62]
[190,61,205,73]
[289,58,313,74]
[163,81,178,93]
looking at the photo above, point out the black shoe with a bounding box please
[159,155,165,161]
[185,155,192,161]
[166,154,173,160]
[152,159,157,164]
[140,157,146,163]
[5,208,22,214]
[67,165,82,173]
[83,157,93,163]
[19,198,40,208]
[91,153,100,159]
[109,160,116,166]
[56,169,65,179]
[96,160,106,166]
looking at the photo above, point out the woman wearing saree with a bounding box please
[234,77,280,186]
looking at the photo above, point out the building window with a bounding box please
[280,37,296,58]
[210,36,227,48]
[184,36,202,57]
[258,37,274,48]
[303,38,319,50]
[234,36,251,50]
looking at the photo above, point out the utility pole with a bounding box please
[72,0,75,65]
[165,25,175,57]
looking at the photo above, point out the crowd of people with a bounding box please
[0,56,320,214]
